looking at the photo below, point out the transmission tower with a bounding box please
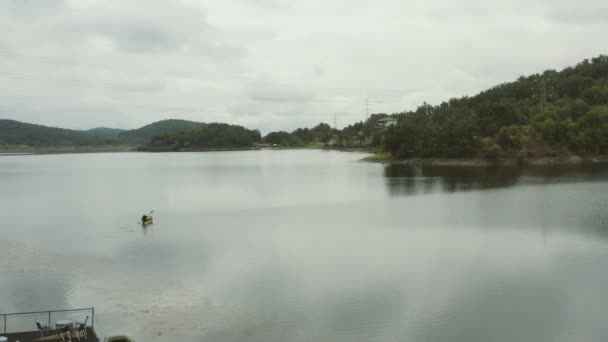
[540,78,547,114]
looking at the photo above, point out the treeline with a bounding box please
[261,119,385,148]
[147,123,261,150]
[265,55,608,158]
[0,119,110,145]
[264,123,334,146]
[383,55,608,158]
[118,119,205,144]
[0,119,206,146]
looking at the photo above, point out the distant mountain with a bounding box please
[0,119,207,147]
[118,119,206,144]
[82,127,125,140]
[0,119,107,146]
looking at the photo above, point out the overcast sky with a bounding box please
[0,0,606,133]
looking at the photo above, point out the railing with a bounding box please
[0,307,94,334]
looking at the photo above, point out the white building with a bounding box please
[375,117,397,129]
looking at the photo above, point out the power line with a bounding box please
[540,78,547,114]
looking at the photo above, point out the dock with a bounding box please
[3,327,99,342]
[1,308,99,342]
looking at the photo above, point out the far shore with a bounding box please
[0,145,136,155]
[3,145,607,168]
[0,144,366,155]
[361,154,608,167]
[137,146,262,152]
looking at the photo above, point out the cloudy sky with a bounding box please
[0,0,606,133]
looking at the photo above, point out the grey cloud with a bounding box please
[0,0,66,17]
[104,24,181,53]
[539,0,608,24]
[249,87,315,103]
[546,8,608,25]
[237,0,291,11]
[61,3,214,54]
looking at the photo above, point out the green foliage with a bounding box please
[477,100,523,136]
[0,119,110,146]
[557,75,594,98]
[577,105,608,153]
[379,54,608,158]
[496,125,523,149]
[149,123,261,149]
[535,118,558,142]
[263,123,335,147]
[264,131,292,145]
[119,119,205,144]
[0,119,207,146]
[484,144,503,159]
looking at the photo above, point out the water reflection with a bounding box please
[384,164,608,196]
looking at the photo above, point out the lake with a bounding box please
[1,150,608,342]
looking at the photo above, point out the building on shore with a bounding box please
[375,117,397,129]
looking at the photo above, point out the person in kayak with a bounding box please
[141,214,148,224]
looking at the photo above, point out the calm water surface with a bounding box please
[1,150,608,342]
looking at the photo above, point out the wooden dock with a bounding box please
[3,327,99,342]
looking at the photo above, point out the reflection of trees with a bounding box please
[383,164,522,196]
[383,163,608,238]
[383,163,608,234]
[384,164,608,195]
[384,164,608,197]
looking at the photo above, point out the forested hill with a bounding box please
[145,123,261,151]
[0,119,108,145]
[0,119,206,146]
[118,119,205,144]
[263,55,608,158]
[381,55,608,158]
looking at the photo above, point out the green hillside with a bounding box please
[0,119,207,146]
[266,55,608,158]
[118,119,205,144]
[0,119,107,146]
[381,55,608,158]
[147,123,261,150]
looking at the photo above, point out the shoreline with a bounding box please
[137,146,261,152]
[0,145,367,155]
[3,145,606,168]
[361,155,608,167]
[0,145,136,155]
